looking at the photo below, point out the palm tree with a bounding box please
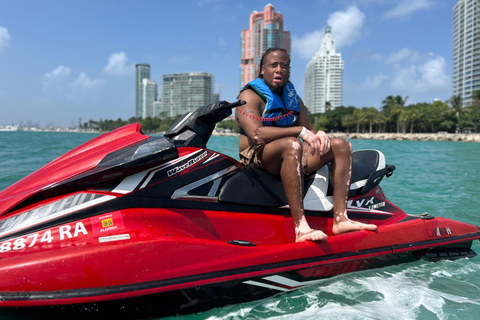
[341,114,355,133]
[448,95,463,131]
[448,95,463,119]
[353,108,366,133]
[405,108,421,133]
[462,91,480,131]
[374,112,388,133]
[381,95,408,132]
[381,95,396,112]
[364,107,379,133]
[389,103,403,133]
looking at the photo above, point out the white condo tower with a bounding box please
[453,0,480,106]
[305,26,344,113]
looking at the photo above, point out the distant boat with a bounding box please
[0,125,20,131]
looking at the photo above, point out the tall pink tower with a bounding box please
[239,4,291,88]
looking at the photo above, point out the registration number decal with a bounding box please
[0,222,88,253]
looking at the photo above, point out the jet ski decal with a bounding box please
[167,150,208,177]
[0,193,115,240]
[347,196,394,215]
[0,221,88,252]
[90,211,125,235]
[111,149,207,194]
[98,234,130,243]
[244,275,325,292]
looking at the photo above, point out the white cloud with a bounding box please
[0,25,10,52]
[383,0,435,20]
[42,66,71,93]
[68,72,106,102]
[391,56,449,93]
[103,52,134,76]
[385,47,420,64]
[391,64,416,91]
[416,57,450,92]
[327,6,366,50]
[42,66,106,100]
[293,30,324,60]
[72,73,106,90]
[293,6,365,60]
[362,74,388,90]
[45,65,71,78]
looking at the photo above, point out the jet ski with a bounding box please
[0,100,478,319]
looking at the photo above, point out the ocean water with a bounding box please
[1,131,480,320]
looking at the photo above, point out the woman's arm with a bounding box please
[235,90,328,156]
[235,89,304,147]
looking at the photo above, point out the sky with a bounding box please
[0,0,455,127]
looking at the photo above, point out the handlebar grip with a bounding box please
[227,100,246,109]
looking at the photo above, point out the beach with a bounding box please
[212,130,480,142]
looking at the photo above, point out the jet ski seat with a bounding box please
[218,149,395,211]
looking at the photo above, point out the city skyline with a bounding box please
[1,0,453,127]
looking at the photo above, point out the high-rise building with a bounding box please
[160,72,214,118]
[141,78,158,119]
[239,4,291,88]
[453,0,480,106]
[135,63,151,118]
[153,100,162,118]
[305,26,344,114]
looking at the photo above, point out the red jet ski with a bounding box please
[0,101,478,319]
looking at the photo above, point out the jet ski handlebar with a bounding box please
[226,100,246,109]
[164,100,246,148]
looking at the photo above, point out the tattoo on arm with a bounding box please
[236,107,294,122]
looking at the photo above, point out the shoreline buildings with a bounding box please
[135,64,153,119]
[159,72,215,118]
[141,78,158,119]
[305,26,344,114]
[239,4,291,88]
[453,0,480,106]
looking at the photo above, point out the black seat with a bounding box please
[218,150,395,208]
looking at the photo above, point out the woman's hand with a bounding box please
[316,130,331,155]
[301,129,330,156]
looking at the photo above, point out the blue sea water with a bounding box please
[1,131,480,319]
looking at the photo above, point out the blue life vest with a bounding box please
[243,78,300,127]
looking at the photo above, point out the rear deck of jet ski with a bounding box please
[218,149,395,209]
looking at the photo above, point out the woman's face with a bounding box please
[261,50,290,93]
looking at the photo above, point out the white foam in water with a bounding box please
[202,260,480,320]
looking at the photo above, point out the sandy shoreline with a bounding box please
[212,131,480,142]
[328,132,480,142]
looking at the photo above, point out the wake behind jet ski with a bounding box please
[0,100,478,319]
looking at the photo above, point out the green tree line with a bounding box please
[81,93,480,134]
[79,115,183,133]
[309,93,480,134]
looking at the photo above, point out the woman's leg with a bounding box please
[259,137,328,242]
[304,138,377,234]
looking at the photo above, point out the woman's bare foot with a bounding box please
[332,219,377,235]
[295,228,328,242]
